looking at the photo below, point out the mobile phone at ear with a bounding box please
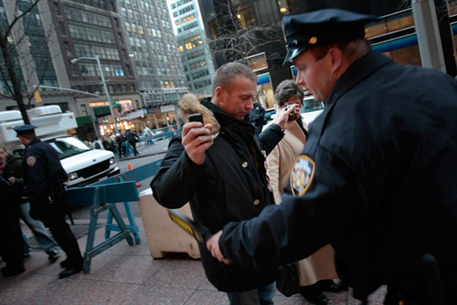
[188,113,203,124]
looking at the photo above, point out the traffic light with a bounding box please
[34,90,42,103]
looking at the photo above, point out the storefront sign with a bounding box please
[125,109,145,120]
[161,105,175,112]
[147,107,161,114]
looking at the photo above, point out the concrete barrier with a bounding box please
[138,188,200,259]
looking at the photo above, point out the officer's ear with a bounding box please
[328,47,343,75]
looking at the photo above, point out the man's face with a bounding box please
[0,148,6,167]
[216,75,257,120]
[293,49,336,103]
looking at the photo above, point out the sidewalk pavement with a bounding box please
[1,214,387,305]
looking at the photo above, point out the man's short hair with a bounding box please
[211,62,258,96]
[20,132,36,141]
[274,80,304,107]
[308,39,371,62]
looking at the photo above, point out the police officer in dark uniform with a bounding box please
[206,9,457,305]
[13,125,83,279]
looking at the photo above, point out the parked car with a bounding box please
[300,96,324,125]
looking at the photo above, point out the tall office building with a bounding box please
[1,0,143,137]
[49,0,144,137]
[117,0,188,118]
[168,0,215,96]
[0,0,75,112]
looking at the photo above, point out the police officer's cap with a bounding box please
[12,124,37,136]
[283,8,379,64]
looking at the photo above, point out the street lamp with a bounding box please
[70,55,119,134]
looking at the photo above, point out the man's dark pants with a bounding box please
[32,203,83,268]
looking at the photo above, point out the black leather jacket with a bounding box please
[151,100,284,292]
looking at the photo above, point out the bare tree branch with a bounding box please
[0,0,58,123]
[207,0,282,65]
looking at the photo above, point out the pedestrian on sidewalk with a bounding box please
[13,125,84,279]
[207,8,457,305]
[125,129,140,156]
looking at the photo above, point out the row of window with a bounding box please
[190,69,209,80]
[77,62,125,77]
[67,0,115,12]
[187,61,208,71]
[124,0,168,18]
[74,44,120,61]
[64,6,111,27]
[173,4,194,17]
[192,79,212,90]
[179,21,198,32]
[183,48,207,60]
[74,83,136,96]
[176,14,195,26]
[69,24,116,44]
[170,0,193,10]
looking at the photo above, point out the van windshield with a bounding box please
[47,137,90,160]
[301,98,324,113]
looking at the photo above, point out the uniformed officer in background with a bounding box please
[13,125,83,279]
[206,8,457,305]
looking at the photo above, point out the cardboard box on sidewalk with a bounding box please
[138,189,200,259]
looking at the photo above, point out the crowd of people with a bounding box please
[83,129,143,159]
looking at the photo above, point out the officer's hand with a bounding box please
[8,177,15,184]
[206,230,233,265]
[182,121,214,165]
[273,104,300,130]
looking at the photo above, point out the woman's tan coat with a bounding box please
[265,119,339,286]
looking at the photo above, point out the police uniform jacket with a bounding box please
[218,51,457,302]
[22,138,68,205]
[151,99,285,292]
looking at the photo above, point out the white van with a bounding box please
[0,105,120,187]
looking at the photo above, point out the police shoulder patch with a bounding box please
[290,155,315,196]
[26,156,37,167]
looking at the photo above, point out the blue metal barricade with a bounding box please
[67,181,139,273]
[96,159,163,245]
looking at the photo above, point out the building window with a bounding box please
[54,2,60,15]
[81,104,88,116]
[60,23,66,36]
[277,0,299,15]
[246,52,267,72]
[237,3,255,28]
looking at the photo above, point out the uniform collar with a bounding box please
[326,51,392,107]
[27,137,41,148]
